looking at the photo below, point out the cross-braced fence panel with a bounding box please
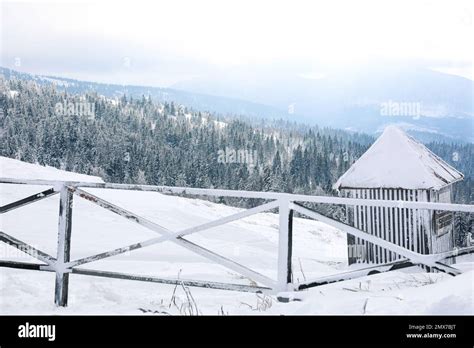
[1,178,473,306]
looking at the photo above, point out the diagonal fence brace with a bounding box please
[70,187,276,288]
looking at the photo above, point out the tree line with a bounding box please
[0,78,472,245]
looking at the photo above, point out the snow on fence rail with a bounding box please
[1,177,473,307]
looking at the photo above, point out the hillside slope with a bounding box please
[0,158,472,314]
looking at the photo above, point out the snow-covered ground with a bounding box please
[0,157,473,315]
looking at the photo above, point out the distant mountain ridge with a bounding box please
[0,67,291,120]
[1,66,472,142]
[172,64,474,142]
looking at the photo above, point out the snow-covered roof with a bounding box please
[333,126,463,191]
[0,156,104,183]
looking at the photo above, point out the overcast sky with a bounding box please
[1,0,473,86]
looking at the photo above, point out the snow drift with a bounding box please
[0,157,472,315]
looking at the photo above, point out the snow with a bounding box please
[8,90,19,98]
[38,77,71,87]
[334,126,463,190]
[0,156,104,183]
[167,114,227,129]
[201,117,227,129]
[213,120,227,129]
[0,157,472,314]
[99,95,119,106]
[270,269,474,315]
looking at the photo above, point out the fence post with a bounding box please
[277,197,293,293]
[55,185,73,307]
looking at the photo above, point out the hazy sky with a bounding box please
[1,0,473,86]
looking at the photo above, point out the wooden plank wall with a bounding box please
[346,188,454,265]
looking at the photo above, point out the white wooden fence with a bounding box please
[1,177,473,306]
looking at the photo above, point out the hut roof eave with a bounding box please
[333,126,464,191]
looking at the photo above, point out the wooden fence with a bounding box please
[1,177,473,306]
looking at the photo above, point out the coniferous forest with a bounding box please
[1,78,472,245]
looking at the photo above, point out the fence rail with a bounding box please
[1,178,473,307]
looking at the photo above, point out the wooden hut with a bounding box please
[333,126,464,265]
